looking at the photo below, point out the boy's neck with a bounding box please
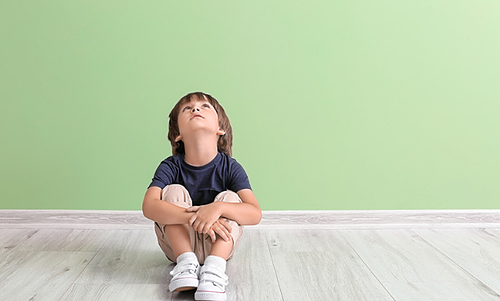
[182,135,219,167]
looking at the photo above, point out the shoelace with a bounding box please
[170,261,199,278]
[199,265,229,288]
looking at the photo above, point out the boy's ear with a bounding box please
[175,135,182,142]
[217,129,226,136]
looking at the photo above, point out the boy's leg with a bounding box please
[195,190,243,301]
[154,184,194,262]
[154,184,201,293]
[208,190,244,260]
[209,238,233,261]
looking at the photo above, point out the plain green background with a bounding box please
[1,1,499,210]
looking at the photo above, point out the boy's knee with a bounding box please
[214,190,242,204]
[162,184,192,208]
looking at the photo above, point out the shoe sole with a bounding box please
[169,278,199,292]
[173,285,197,292]
[195,291,227,301]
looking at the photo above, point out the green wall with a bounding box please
[1,1,499,210]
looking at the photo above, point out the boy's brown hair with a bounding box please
[168,92,233,157]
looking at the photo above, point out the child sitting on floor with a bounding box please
[142,92,262,301]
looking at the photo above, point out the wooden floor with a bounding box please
[1,210,500,301]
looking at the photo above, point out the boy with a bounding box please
[142,92,261,301]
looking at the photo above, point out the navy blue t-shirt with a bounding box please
[148,152,252,206]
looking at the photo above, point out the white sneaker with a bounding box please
[194,264,229,301]
[169,260,200,292]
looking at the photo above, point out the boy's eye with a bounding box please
[202,104,210,108]
[182,106,191,112]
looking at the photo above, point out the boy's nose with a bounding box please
[191,107,200,112]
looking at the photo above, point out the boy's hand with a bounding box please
[207,218,232,243]
[187,202,223,235]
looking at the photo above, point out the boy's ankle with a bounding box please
[204,255,226,271]
[195,255,228,301]
[169,252,200,292]
[176,251,198,264]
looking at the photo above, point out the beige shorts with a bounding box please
[154,184,244,264]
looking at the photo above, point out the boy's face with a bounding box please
[175,96,223,142]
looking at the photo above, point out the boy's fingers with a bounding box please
[208,229,216,243]
[188,215,196,227]
[221,219,232,232]
[222,224,230,241]
[212,222,229,242]
[214,224,227,241]
[193,220,202,232]
[216,229,229,242]
[196,221,205,233]
[203,223,210,234]
[186,206,200,212]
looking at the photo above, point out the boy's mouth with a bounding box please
[190,114,204,120]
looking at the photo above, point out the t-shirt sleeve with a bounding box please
[228,159,252,192]
[148,158,177,189]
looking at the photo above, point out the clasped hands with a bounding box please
[186,202,232,243]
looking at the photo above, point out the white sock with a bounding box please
[176,252,198,264]
[204,255,226,272]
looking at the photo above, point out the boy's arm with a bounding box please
[187,189,262,234]
[221,189,262,225]
[142,186,195,225]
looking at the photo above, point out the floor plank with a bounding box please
[267,229,395,301]
[60,284,175,301]
[0,251,96,301]
[226,229,283,301]
[342,229,500,300]
[0,228,39,257]
[74,229,168,285]
[415,228,500,296]
[14,229,112,252]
